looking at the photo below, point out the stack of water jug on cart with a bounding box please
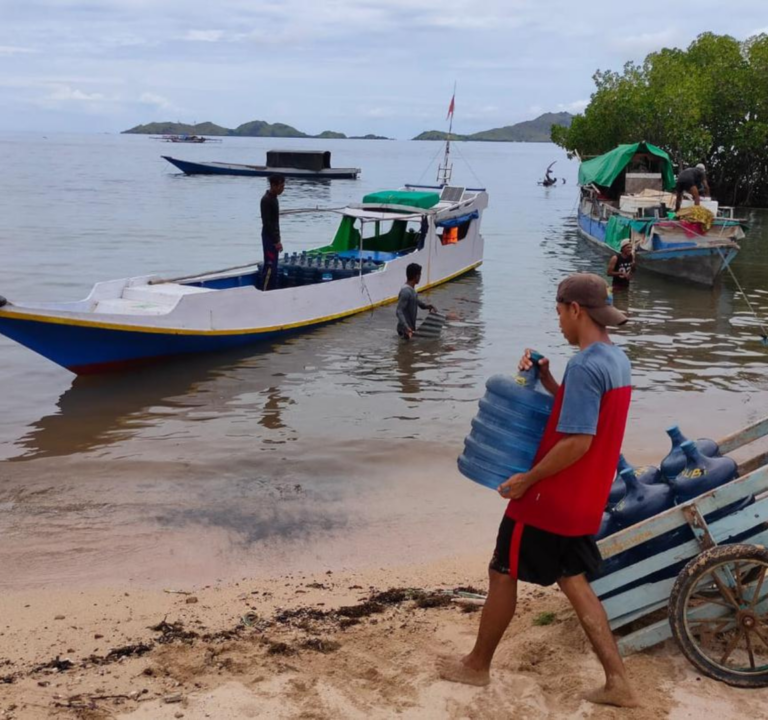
[271,252,383,289]
[456,351,754,585]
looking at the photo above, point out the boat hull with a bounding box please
[0,261,481,374]
[576,210,738,286]
[162,156,360,180]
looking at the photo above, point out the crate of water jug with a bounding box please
[457,351,554,490]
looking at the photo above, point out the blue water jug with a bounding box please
[457,351,554,490]
[596,511,618,540]
[609,468,674,530]
[608,455,662,506]
[660,425,719,480]
[669,440,738,504]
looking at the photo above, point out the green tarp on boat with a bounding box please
[578,142,676,191]
[362,190,440,209]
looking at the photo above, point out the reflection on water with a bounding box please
[9,272,487,461]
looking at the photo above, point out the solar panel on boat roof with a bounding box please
[440,186,465,202]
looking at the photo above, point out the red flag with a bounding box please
[446,93,455,120]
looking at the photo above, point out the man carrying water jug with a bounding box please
[438,273,640,709]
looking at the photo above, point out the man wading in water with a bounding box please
[396,263,435,339]
[438,273,640,709]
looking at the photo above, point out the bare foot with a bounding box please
[584,678,640,708]
[436,654,490,687]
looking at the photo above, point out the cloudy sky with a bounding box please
[1,0,766,137]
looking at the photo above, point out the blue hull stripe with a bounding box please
[0,315,292,373]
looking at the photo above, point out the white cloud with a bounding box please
[611,28,682,55]
[0,46,37,56]
[48,85,106,102]
[557,99,589,114]
[182,30,225,42]
[140,92,177,111]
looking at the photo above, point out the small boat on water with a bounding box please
[163,149,360,180]
[0,186,486,374]
[152,134,222,144]
[576,142,747,286]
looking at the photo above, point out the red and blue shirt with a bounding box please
[505,342,632,537]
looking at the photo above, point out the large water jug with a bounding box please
[669,441,738,504]
[609,468,674,530]
[660,425,719,480]
[596,511,618,541]
[457,352,554,490]
[608,455,661,506]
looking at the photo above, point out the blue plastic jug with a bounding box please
[669,440,738,504]
[660,425,719,480]
[608,455,661,506]
[596,511,618,541]
[457,351,554,489]
[609,468,674,530]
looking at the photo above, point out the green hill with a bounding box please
[122,121,229,136]
[122,120,390,140]
[412,112,573,142]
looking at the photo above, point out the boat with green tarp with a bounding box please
[576,142,747,286]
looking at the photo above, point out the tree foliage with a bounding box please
[552,32,768,206]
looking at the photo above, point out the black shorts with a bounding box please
[489,515,602,587]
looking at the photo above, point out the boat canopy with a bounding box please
[266,150,331,171]
[578,142,676,191]
[362,190,440,209]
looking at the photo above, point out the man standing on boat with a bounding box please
[260,174,285,291]
[674,163,709,212]
[438,273,639,709]
[607,239,635,289]
[396,263,435,340]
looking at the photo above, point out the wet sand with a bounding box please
[2,555,767,720]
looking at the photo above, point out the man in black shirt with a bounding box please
[674,163,709,211]
[260,174,285,290]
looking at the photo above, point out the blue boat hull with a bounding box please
[0,314,294,374]
[162,156,359,180]
[576,210,739,286]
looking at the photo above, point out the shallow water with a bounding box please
[1,134,766,589]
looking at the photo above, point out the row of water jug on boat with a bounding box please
[270,252,383,287]
[455,355,744,539]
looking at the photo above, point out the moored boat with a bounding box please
[576,142,747,286]
[163,149,360,180]
[0,186,486,374]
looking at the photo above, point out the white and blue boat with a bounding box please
[576,142,747,286]
[0,185,486,374]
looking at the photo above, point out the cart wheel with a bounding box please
[669,544,768,687]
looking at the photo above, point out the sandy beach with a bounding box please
[1,552,767,720]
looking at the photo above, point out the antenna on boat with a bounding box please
[437,83,456,187]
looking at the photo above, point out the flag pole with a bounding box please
[438,82,456,187]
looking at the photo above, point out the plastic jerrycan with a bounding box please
[669,441,738,504]
[608,455,661,506]
[457,351,554,490]
[609,468,674,530]
[660,425,719,480]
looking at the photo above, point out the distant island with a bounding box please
[122,120,390,140]
[413,112,573,143]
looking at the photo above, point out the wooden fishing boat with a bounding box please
[577,143,747,286]
[163,149,360,180]
[0,186,486,374]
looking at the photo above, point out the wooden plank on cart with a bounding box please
[718,415,768,454]
[593,501,768,599]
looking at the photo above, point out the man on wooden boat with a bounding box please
[607,239,636,289]
[396,263,435,340]
[438,274,639,709]
[260,174,285,290]
[674,163,709,212]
